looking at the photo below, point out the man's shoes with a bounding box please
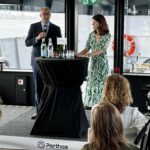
[31,114,37,120]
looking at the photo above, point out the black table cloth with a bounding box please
[30,57,89,138]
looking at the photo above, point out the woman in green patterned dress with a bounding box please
[76,14,111,107]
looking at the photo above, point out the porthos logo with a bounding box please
[37,141,45,149]
[82,0,97,5]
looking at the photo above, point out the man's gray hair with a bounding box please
[40,7,51,12]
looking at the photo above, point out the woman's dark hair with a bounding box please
[92,14,109,35]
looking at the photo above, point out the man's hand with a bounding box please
[36,32,47,40]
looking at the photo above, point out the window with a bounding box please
[123,0,150,73]
[77,0,115,72]
[0,0,65,70]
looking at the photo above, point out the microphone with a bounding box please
[43,24,47,33]
[134,119,150,145]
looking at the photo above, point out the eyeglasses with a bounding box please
[41,13,50,16]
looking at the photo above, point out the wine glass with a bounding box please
[128,55,139,72]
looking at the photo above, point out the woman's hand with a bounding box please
[75,53,88,58]
[75,53,82,57]
[80,54,89,58]
[75,49,89,57]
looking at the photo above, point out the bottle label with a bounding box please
[48,45,54,58]
[41,45,48,58]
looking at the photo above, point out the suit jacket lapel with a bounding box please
[47,23,54,37]
[37,22,43,32]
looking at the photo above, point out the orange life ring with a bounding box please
[112,34,136,56]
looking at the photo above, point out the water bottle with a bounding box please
[48,38,54,58]
[41,38,48,58]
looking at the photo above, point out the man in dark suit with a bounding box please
[25,7,61,119]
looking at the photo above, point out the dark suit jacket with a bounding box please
[25,21,61,66]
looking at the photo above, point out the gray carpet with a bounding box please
[0,108,35,137]
[0,105,139,142]
[0,105,141,150]
[0,105,34,128]
[0,105,90,141]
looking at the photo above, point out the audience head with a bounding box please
[92,14,109,35]
[102,74,133,113]
[90,102,128,150]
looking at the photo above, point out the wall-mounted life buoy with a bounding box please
[112,34,136,56]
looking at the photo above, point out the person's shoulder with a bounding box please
[128,143,139,150]
[129,106,147,120]
[81,143,90,150]
[103,32,111,38]
[88,32,95,38]
[122,143,139,150]
[124,106,138,113]
[50,23,60,29]
[122,106,138,117]
[30,22,41,27]
[92,103,99,112]
[125,106,146,117]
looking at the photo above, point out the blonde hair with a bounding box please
[91,102,128,150]
[101,74,133,113]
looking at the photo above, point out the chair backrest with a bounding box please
[134,119,150,150]
[140,125,150,150]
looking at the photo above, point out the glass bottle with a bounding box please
[48,38,54,58]
[41,38,48,58]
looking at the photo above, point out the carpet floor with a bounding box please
[0,105,90,139]
[0,105,90,149]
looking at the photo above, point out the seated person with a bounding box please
[100,74,148,131]
[81,102,138,150]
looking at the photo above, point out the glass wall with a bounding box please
[77,0,115,73]
[0,0,65,70]
[123,0,150,73]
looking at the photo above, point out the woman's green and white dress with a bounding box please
[84,32,111,107]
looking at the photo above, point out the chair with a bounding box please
[142,83,150,116]
[134,119,150,150]
[0,57,9,71]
